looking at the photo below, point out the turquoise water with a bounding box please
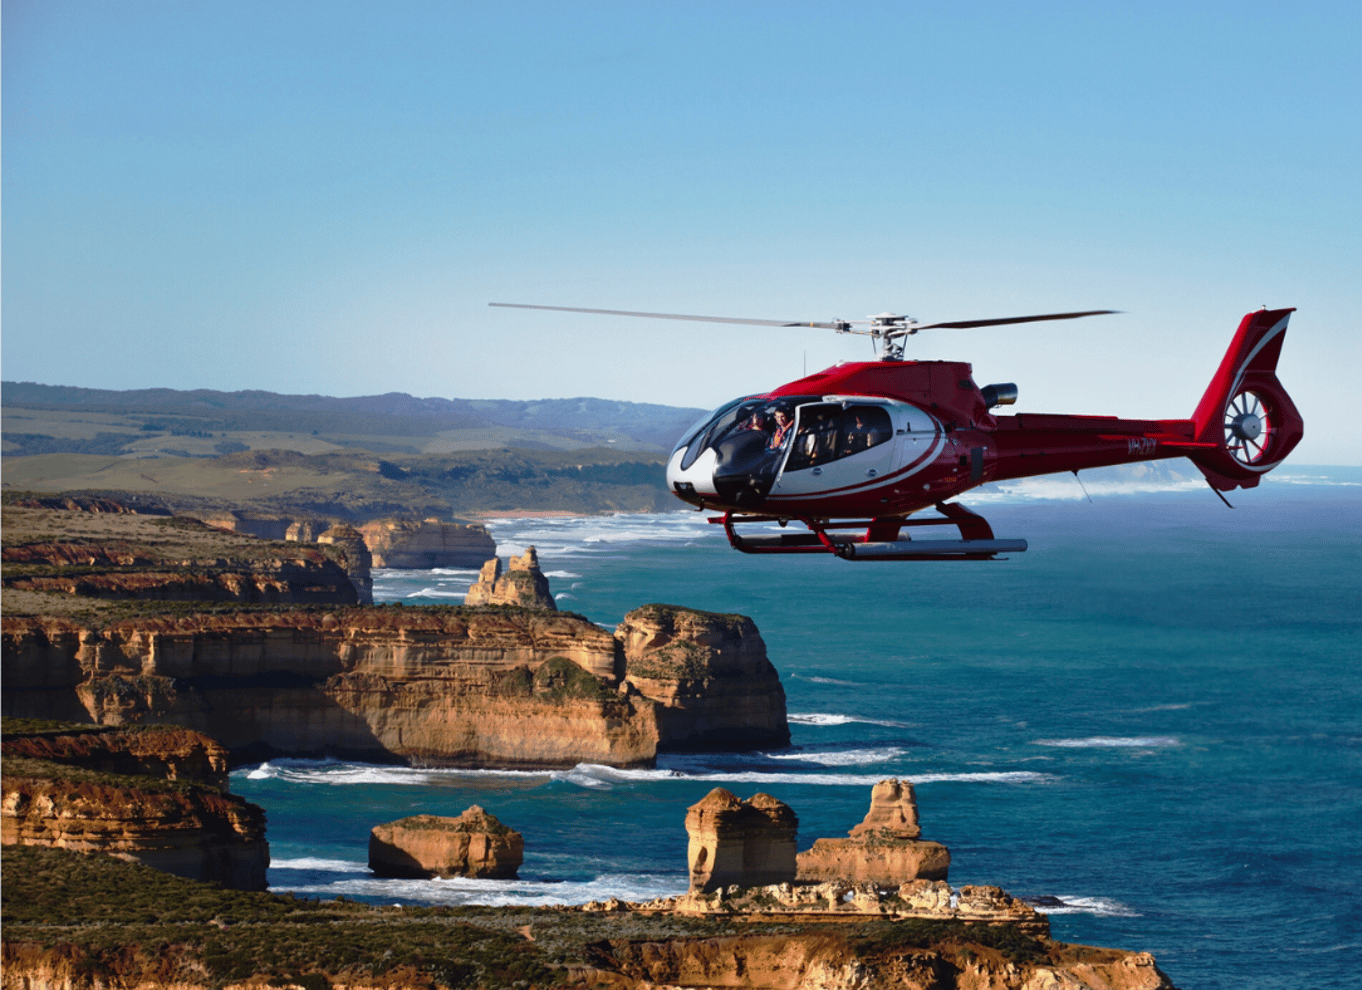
[233,467,1362,989]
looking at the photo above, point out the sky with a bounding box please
[3,1,1360,463]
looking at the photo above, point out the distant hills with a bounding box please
[1,382,707,519]
[2,381,707,456]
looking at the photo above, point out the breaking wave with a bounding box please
[1025,895,1141,918]
[788,712,913,728]
[1033,736,1180,749]
[235,758,1052,791]
[269,870,688,908]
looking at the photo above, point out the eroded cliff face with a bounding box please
[1,726,267,891]
[618,605,790,752]
[3,608,651,767]
[3,602,789,768]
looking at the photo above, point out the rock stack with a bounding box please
[358,517,497,569]
[316,524,374,605]
[464,547,557,609]
[685,788,798,892]
[796,778,950,884]
[368,806,523,879]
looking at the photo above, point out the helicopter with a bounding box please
[490,302,1303,560]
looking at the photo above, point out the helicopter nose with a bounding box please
[666,446,719,499]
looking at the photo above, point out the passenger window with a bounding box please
[787,404,893,471]
[840,405,893,456]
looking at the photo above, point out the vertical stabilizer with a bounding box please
[1188,308,1303,490]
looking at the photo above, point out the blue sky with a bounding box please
[4,1,1359,462]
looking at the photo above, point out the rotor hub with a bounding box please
[1230,412,1263,441]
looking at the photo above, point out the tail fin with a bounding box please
[1188,308,1303,490]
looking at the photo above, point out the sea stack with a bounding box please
[464,547,556,609]
[368,807,524,879]
[685,788,798,892]
[796,779,950,883]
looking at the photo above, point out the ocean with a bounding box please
[232,466,1362,989]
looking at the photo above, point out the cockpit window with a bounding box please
[786,404,894,472]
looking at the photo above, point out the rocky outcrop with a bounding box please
[3,556,359,605]
[618,605,790,751]
[686,788,798,892]
[652,878,1047,934]
[575,928,1177,989]
[2,725,229,791]
[0,725,267,890]
[357,517,496,568]
[797,779,950,884]
[369,807,523,879]
[465,547,556,609]
[317,524,374,605]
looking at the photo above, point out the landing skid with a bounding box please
[710,502,1027,561]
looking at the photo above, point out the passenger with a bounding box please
[843,414,871,456]
[768,409,794,450]
[742,409,768,434]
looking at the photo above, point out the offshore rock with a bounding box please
[686,788,798,892]
[369,807,523,879]
[0,725,267,890]
[357,517,496,568]
[316,524,374,605]
[464,547,556,609]
[619,604,790,751]
[797,778,950,883]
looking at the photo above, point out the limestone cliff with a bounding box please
[0,725,267,891]
[465,547,556,609]
[357,517,497,568]
[618,604,790,751]
[797,778,951,884]
[2,607,652,768]
[369,807,523,879]
[3,602,791,768]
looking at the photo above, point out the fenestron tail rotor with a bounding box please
[1224,389,1274,466]
[489,302,1118,360]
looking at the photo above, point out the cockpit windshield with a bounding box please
[676,396,812,471]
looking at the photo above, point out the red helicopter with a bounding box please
[491,303,1303,560]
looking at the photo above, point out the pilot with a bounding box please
[768,409,794,450]
[742,410,768,434]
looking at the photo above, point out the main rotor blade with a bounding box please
[489,302,843,329]
[906,310,1119,332]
